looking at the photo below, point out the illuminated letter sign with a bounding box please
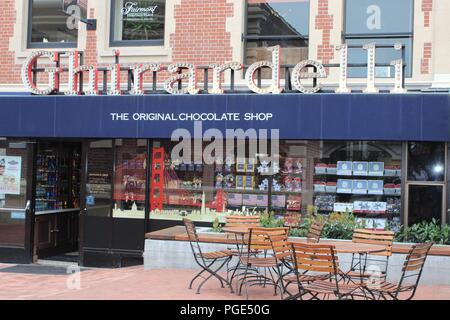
[131,63,163,95]
[164,63,200,95]
[67,51,99,95]
[209,62,244,94]
[245,45,283,94]
[291,60,326,93]
[21,51,62,95]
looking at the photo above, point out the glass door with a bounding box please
[0,139,35,263]
[405,142,447,226]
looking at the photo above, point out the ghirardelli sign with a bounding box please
[21,44,406,96]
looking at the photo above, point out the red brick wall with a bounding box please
[421,42,432,75]
[422,0,433,27]
[0,0,21,84]
[170,0,233,65]
[315,0,334,70]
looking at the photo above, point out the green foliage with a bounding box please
[211,217,222,233]
[260,212,285,228]
[395,219,450,245]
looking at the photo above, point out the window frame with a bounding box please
[243,0,310,67]
[109,0,165,47]
[342,0,415,78]
[27,0,79,49]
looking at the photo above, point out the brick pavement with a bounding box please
[0,263,449,300]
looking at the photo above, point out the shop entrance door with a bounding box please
[0,139,35,263]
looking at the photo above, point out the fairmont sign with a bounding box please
[21,44,406,96]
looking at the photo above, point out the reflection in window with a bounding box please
[407,142,445,182]
[344,0,413,77]
[29,0,87,47]
[111,0,165,45]
[113,139,147,219]
[245,0,310,78]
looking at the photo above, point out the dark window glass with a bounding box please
[408,185,443,225]
[344,0,413,78]
[407,142,445,182]
[111,0,165,45]
[246,1,310,78]
[86,140,113,217]
[29,0,87,47]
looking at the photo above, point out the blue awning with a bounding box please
[0,93,449,141]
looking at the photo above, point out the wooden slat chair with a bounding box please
[183,218,234,294]
[345,229,395,282]
[289,243,369,300]
[224,215,261,284]
[238,227,289,299]
[366,243,433,300]
[306,221,325,243]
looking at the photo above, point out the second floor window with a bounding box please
[111,0,166,46]
[344,0,414,78]
[245,0,310,78]
[28,0,87,48]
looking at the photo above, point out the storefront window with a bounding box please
[408,185,443,225]
[28,0,87,48]
[407,142,445,182]
[86,140,114,217]
[310,141,403,228]
[245,0,309,78]
[113,139,147,219]
[0,139,31,247]
[344,0,413,77]
[111,0,165,46]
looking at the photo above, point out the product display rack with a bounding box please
[35,145,82,212]
[313,160,402,223]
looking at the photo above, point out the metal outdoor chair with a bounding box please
[289,242,370,300]
[237,227,289,298]
[183,218,234,294]
[366,242,433,300]
[344,229,395,283]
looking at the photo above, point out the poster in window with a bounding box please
[353,162,368,176]
[0,156,22,195]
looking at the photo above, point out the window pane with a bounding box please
[311,141,403,227]
[113,139,147,219]
[112,0,165,43]
[408,185,442,225]
[345,0,413,34]
[346,38,412,78]
[246,39,308,78]
[30,0,87,44]
[86,140,113,217]
[408,142,445,182]
[0,139,30,248]
[247,0,310,37]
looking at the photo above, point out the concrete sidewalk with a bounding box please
[0,263,449,300]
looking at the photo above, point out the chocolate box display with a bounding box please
[242,194,257,206]
[325,181,337,193]
[326,164,337,175]
[227,193,242,206]
[384,183,396,195]
[271,195,286,208]
[313,181,326,192]
[314,163,328,174]
[287,195,302,211]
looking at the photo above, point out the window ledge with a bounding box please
[100,46,169,58]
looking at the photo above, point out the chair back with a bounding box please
[397,242,433,296]
[291,242,339,275]
[183,218,203,257]
[225,215,261,228]
[306,221,325,243]
[352,229,395,256]
[248,227,288,254]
